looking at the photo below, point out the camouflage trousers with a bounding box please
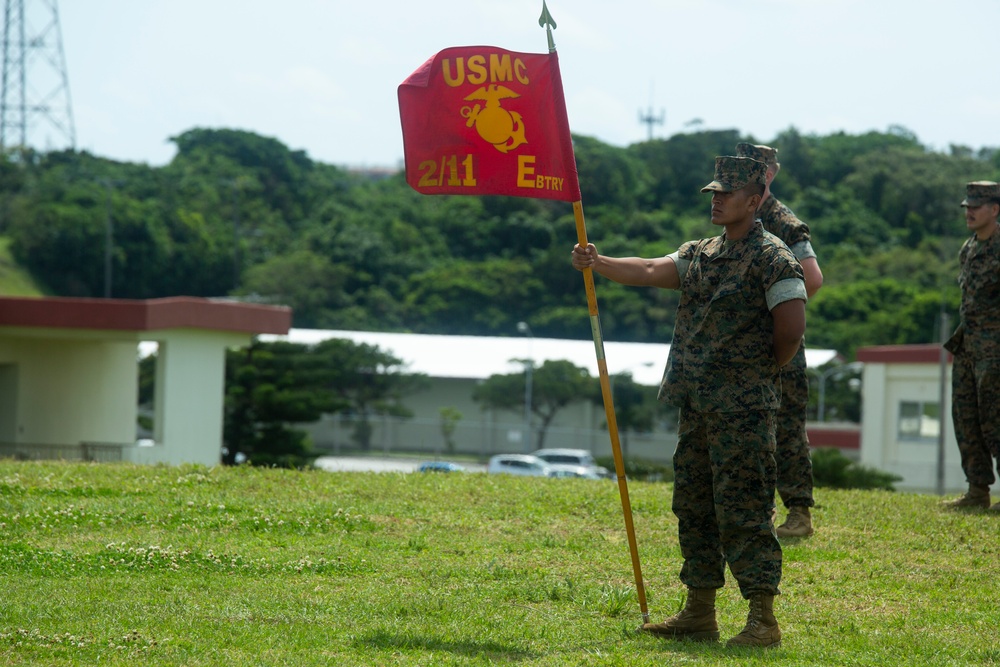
[951,342,1000,487]
[776,367,814,508]
[672,406,782,598]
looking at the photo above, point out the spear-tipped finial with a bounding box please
[538,0,557,52]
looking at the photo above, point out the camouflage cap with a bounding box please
[960,181,1000,207]
[735,142,779,168]
[701,156,767,193]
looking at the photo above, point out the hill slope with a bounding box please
[0,237,44,297]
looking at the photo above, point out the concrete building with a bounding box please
[856,344,988,494]
[0,295,290,466]
[262,328,844,464]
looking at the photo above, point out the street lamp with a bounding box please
[814,361,864,422]
[517,321,533,452]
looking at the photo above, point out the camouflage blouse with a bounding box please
[757,195,816,371]
[757,195,815,260]
[957,228,1000,333]
[658,222,805,412]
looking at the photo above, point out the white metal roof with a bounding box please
[257,329,840,386]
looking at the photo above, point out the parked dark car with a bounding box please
[418,461,465,473]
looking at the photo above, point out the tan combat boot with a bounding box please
[726,594,781,648]
[640,588,719,641]
[941,485,990,509]
[776,506,814,537]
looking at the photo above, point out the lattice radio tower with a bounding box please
[0,0,75,151]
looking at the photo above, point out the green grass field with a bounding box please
[0,460,997,666]
[0,237,44,297]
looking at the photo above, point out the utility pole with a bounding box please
[229,179,242,290]
[1,0,75,151]
[637,82,664,142]
[517,321,534,453]
[99,178,122,298]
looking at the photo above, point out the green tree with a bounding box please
[238,249,350,328]
[223,341,341,467]
[403,257,547,334]
[223,338,425,462]
[439,407,462,455]
[573,134,651,212]
[311,338,425,451]
[843,146,982,241]
[628,129,743,211]
[5,125,1000,360]
[473,359,593,450]
[592,371,664,461]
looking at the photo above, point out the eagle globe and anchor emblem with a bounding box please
[460,84,527,154]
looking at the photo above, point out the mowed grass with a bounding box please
[0,237,45,297]
[0,461,997,666]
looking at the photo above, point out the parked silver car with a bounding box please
[546,464,606,480]
[532,448,610,478]
[487,454,552,477]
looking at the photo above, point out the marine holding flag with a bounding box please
[398,46,580,202]
[571,156,807,648]
[400,6,659,634]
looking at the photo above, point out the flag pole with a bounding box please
[540,2,649,625]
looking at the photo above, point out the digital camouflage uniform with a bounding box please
[944,181,1000,488]
[658,157,807,598]
[736,143,817,510]
[756,195,816,509]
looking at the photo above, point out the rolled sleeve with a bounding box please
[788,240,817,261]
[667,250,690,288]
[766,277,807,310]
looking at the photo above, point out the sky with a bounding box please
[29,0,999,170]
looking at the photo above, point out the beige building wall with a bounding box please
[300,375,679,464]
[0,295,290,469]
[0,336,137,447]
[857,347,995,494]
[134,329,250,467]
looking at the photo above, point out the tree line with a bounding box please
[3,125,996,356]
[6,125,997,463]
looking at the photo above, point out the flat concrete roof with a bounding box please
[0,296,291,335]
[856,344,948,365]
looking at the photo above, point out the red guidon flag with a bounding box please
[398,46,581,202]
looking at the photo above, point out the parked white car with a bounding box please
[546,464,606,480]
[532,448,610,478]
[487,454,552,477]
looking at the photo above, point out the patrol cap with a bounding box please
[960,181,1000,207]
[735,142,779,169]
[701,156,768,193]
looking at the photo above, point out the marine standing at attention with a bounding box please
[571,156,807,647]
[735,142,824,537]
[943,181,1000,511]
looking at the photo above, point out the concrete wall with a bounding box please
[0,327,250,469]
[132,329,249,467]
[859,360,991,494]
[302,376,680,463]
[0,336,137,447]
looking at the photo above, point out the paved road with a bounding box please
[313,456,486,474]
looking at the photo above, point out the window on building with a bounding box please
[898,401,940,441]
